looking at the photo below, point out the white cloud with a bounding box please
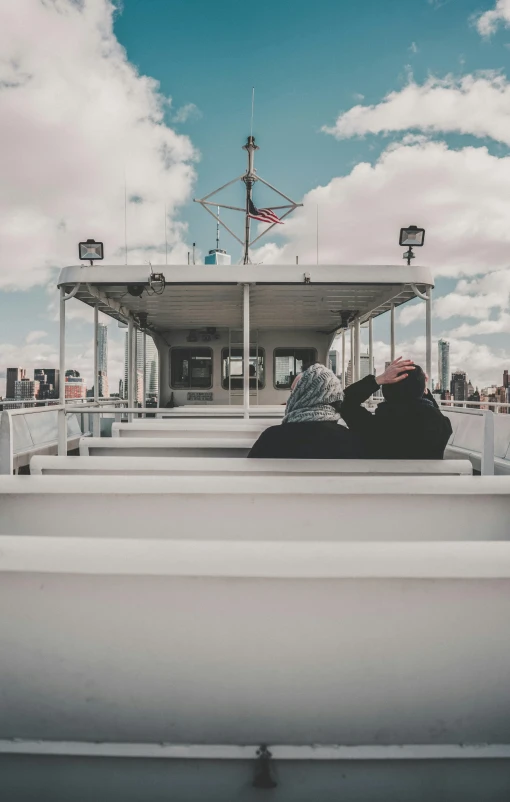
[0,320,125,397]
[409,42,419,54]
[0,0,197,291]
[322,71,510,145]
[172,103,201,123]
[25,330,48,344]
[399,269,510,325]
[367,334,508,388]
[475,0,510,37]
[253,139,510,277]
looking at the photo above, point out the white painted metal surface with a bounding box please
[2,537,510,577]
[79,436,254,457]
[0,408,85,474]
[111,420,278,438]
[29,456,473,477]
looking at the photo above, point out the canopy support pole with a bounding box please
[349,324,354,386]
[142,331,147,416]
[368,317,374,377]
[354,319,361,383]
[58,287,66,455]
[390,304,396,362]
[426,287,432,384]
[127,319,134,422]
[243,284,250,418]
[341,330,346,392]
[92,304,100,436]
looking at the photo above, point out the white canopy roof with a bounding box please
[57,264,434,333]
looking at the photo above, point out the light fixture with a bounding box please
[79,239,104,265]
[399,225,425,265]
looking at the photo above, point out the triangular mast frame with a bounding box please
[194,136,302,264]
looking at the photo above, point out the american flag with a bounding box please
[248,199,283,225]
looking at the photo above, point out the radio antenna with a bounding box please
[164,202,168,265]
[124,169,128,265]
[250,87,255,138]
[216,206,220,251]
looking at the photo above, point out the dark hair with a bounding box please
[382,364,426,403]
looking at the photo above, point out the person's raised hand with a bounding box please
[376,357,415,386]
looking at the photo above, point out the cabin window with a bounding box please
[170,348,213,389]
[221,347,265,390]
[273,348,318,389]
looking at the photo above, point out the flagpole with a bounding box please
[242,135,258,265]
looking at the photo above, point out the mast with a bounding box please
[242,135,259,265]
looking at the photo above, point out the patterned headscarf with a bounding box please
[283,363,343,424]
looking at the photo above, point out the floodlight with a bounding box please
[399,225,425,265]
[399,225,425,247]
[79,239,104,263]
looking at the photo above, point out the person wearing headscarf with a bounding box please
[340,357,452,460]
[248,363,365,459]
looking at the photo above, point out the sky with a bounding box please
[2,0,510,394]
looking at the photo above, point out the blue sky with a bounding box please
[1,0,510,393]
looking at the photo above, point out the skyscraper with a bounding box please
[124,331,159,402]
[6,368,26,399]
[346,353,374,386]
[98,323,108,373]
[328,350,339,376]
[438,339,450,391]
[450,371,468,402]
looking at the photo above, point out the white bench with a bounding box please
[443,409,510,475]
[111,419,279,439]
[0,408,86,475]
[79,436,255,458]
[1,473,509,799]
[156,405,285,419]
[30,455,473,477]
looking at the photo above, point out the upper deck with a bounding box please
[57,264,434,332]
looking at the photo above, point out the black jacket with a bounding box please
[248,421,366,459]
[340,375,453,460]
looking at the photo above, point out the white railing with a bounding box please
[439,399,510,413]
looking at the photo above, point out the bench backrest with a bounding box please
[443,409,510,473]
[1,473,509,753]
[30,455,473,476]
[111,420,279,439]
[156,405,285,418]
[79,436,254,458]
[1,475,508,541]
[0,409,84,474]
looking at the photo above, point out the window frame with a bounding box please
[273,347,318,390]
[170,347,213,390]
[220,346,266,391]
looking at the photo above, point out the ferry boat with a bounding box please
[1,138,510,801]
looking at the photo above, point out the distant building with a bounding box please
[346,353,374,386]
[65,370,86,399]
[204,248,231,265]
[98,323,108,374]
[6,367,26,399]
[438,340,450,391]
[504,370,509,389]
[15,378,39,401]
[124,331,159,402]
[450,371,468,402]
[33,369,56,400]
[328,350,340,377]
[98,370,109,398]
